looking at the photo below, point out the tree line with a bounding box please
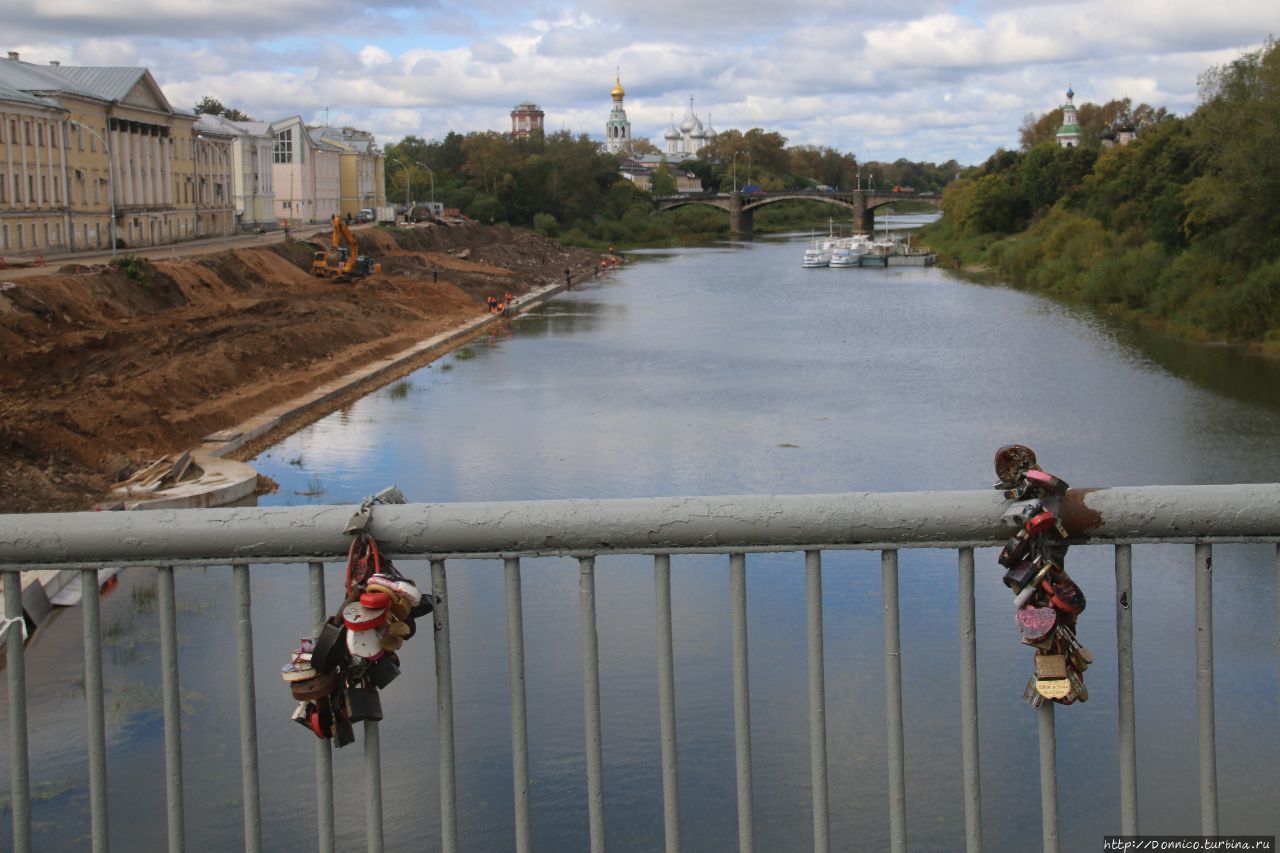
[929,38,1280,345]
[383,127,959,246]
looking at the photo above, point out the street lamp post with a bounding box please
[412,160,434,206]
[732,153,737,192]
[70,120,117,258]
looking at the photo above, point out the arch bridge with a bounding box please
[655,189,941,237]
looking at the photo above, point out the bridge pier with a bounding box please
[728,193,754,238]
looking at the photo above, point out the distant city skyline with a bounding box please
[5,1,1276,164]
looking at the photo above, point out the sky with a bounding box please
[6,0,1277,165]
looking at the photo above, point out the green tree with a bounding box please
[193,96,252,121]
[650,162,677,196]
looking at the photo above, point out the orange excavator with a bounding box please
[311,215,377,281]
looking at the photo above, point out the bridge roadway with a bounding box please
[654,188,941,237]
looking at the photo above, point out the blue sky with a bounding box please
[7,0,1277,164]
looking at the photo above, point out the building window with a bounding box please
[24,122,31,145]
[0,172,5,204]
[273,129,293,164]
[53,176,59,203]
[28,176,35,204]
[37,124,44,147]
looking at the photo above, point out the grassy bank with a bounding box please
[922,212,1280,353]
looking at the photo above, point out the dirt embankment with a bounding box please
[0,222,599,513]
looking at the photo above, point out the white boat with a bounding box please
[801,245,830,268]
[829,241,863,268]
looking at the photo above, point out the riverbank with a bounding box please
[0,222,601,513]
[922,215,1280,357]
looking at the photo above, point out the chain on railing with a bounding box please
[2,484,1279,852]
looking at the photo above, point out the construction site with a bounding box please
[0,221,602,513]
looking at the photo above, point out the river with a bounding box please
[4,225,1280,851]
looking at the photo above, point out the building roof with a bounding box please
[0,56,182,115]
[0,80,62,109]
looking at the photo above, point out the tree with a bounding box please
[621,137,661,157]
[650,162,677,196]
[192,96,252,121]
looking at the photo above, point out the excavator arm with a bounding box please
[333,216,359,274]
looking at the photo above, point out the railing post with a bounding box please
[309,561,335,853]
[431,559,459,853]
[233,564,262,853]
[654,555,681,853]
[729,553,754,853]
[805,551,829,853]
[505,557,532,853]
[4,570,32,853]
[1195,543,1218,834]
[579,556,607,852]
[1038,701,1059,853]
[158,566,186,853]
[82,568,110,853]
[365,720,384,853]
[1114,545,1139,834]
[882,550,906,853]
[956,548,983,853]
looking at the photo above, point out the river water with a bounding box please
[4,225,1280,851]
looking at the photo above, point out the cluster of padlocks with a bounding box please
[994,446,1092,707]
[282,489,432,745]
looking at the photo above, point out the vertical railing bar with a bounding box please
[309,561,336,853]
[505,557,532,853]
[956,548,983,853]
[233,563,262,853]
[1195,543,1219,834]
[579,556,607,852]
[654,554,682,853]
[365,720,384,853]
[1038,701,1059,853]
[881,549,907,853]
[431,559,459,853]
[4,570,32,853]
[82,568,110,853]
[805,551,830,853]
[1114,545,1139,835]
[157,565,186,853]
[729,552,754,853]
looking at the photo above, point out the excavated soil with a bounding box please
[0,222,599,513]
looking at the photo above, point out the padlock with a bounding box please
[1016,604,1057,644]
[1013,558,1058,608]
[344,682,384,723]
[1001,500,1043,530]
[342,601,389,632]
[998,529,1034,568]
[346,625,386,661]
[1024,469,1069,495]
[291,669,343,702]
[311,620,347,674]
[367,653,401,689]
[359,590,392,611]
[1024,510,1060,537]
[994,444,1038,486]
[1042,572,1086,615]
[1002,560,1036,591]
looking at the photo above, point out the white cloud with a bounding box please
[4,1,1275,163]
[360,45,394,68]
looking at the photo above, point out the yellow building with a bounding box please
[1,52,233,255]
[315,126,386,218]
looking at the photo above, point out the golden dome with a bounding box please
[611,73,625,100]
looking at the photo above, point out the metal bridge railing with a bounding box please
[2,484,1278,852]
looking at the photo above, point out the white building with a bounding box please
[269,116,341,226]
[663,98,716,158]
[196,114,275,231]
